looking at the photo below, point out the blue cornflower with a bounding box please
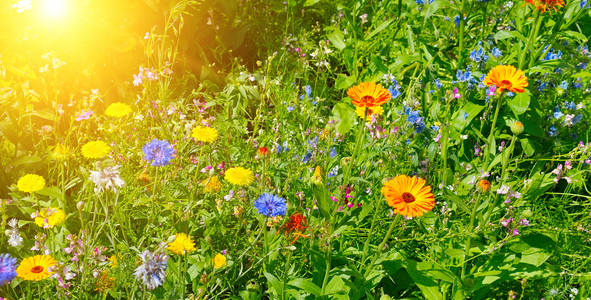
[564,101,576,110]
[133,250,168,290]
[537,81,548,91]
[0,254,17,286]
[454,15,461,27]
[142,139,175,166]
[254,193,287,217]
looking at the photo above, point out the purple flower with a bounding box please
[142,139,175,166]
[133,250,168,290]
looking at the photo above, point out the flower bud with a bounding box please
[510,121,524,136]
[76,201,85,211]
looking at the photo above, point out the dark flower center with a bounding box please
[361,95,375,103]
[31,266,44,273]
[499,80,513,89]
[402,192,416,203]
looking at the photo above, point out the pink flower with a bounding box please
[75,110,93,121]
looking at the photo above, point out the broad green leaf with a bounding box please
[519,138,535,156]
[288,278,321,296]
[36,187,64,200]
[425,0,443,19]
[326,27,346,50]
[331,102,356,135]
[403,260,443,300]
[507,92,530,115]
[335,73,357,90]
[494,30,526,42]
[313,184,331,219]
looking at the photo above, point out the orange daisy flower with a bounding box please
[483,65,528,94]
[346,82,392,108]
[524,0,565,13]
[381,175,435,218]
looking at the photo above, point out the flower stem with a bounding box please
[483,93,504,172]
[364,214,402,278]
[281,250,293,300]
[343,107,368,187]
[460,193,482,281]
[361,196,382,266]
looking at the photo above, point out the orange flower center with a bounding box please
[361,95,375,103]
[31,266,44,273]
[499,80,513,90]
[402,192,415,203]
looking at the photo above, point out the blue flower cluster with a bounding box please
[456,67,472,82]
[254,193,287,217]
[142,139,175,166]
[541,46,562,62]
[403,106,426,133]
[469,47,489,63]
[0,254,17,286]
[387,79,402,99]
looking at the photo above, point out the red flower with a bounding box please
[258,147,269,157]
[278,213,309,244]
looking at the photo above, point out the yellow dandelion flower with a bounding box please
[224,167,254,186]
[355,105,384,120]
[105,102,132,118]
[213,253,227,269]
[167,233,196,255]
[191,126,218,143]
[34,207,66,228]
[203,176,222,193]
[17,255,56,281]
[381,175,435,218]
[17,174,45,193]
[81,141,111,159]
[52,143,71,160]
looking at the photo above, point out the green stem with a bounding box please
[500,135,518,184]
[343,108,368,187]
[458,0,467,65]
[483,93,504,172]
[360,196,382,266]
[519,11,541,70]
[364,214,402,278]
[460,193,482,280]
[281,250,293,300]
[440,99,452,185]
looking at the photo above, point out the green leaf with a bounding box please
[507,92,530,115]
[331,102,356,135]
[36,187,64,200]
[519,138,535,156]
[425,0,444,19]
[453,102,485,131]
[312,184,331,219]
[493,30,526,42]
[303,0,320,6]
[335,73,357,90]
[403,260,443,300]
[326,27,346,50]
[288,278,321,296]
[367,20,393,40]
[11,155,42,166]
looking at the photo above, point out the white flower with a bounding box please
[89,165,125,193]
[134,250,168,290]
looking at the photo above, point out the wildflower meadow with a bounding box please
[1,0,591,298]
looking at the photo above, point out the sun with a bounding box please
[42,0,68,18]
